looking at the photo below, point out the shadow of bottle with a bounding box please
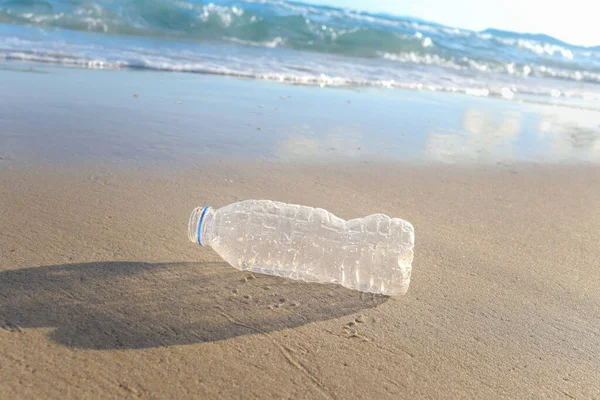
[0,261,388,350]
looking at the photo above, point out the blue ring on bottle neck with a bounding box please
[197,207,209,246]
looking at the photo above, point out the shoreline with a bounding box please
[2,62,600,167]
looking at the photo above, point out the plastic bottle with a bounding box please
[188,200,414,295]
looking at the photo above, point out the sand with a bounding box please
[2,160,600,399]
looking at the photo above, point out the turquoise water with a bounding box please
[1,0,600,103]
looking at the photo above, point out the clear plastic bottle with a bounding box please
[188,200,414,295]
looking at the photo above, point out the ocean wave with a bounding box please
[2,36,600,106]
[480,35,575,60]
[224,35,285,48]
[0,0,599,99]
[380,51,600,84]
[1,0,598,68]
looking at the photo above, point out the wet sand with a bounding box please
[1,64,600,398]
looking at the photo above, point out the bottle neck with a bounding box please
[188,206,214,246]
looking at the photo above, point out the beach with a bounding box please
[1,64,600,398]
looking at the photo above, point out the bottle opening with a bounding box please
[188,206,209,245]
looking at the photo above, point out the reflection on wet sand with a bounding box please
[427,108,521,163]
[538,107,600,162]
[278,125,364,160]
[428,104,600,163]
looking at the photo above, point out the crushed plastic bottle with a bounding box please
[188,200,414,295]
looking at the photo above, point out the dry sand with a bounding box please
[1,160,599,399]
